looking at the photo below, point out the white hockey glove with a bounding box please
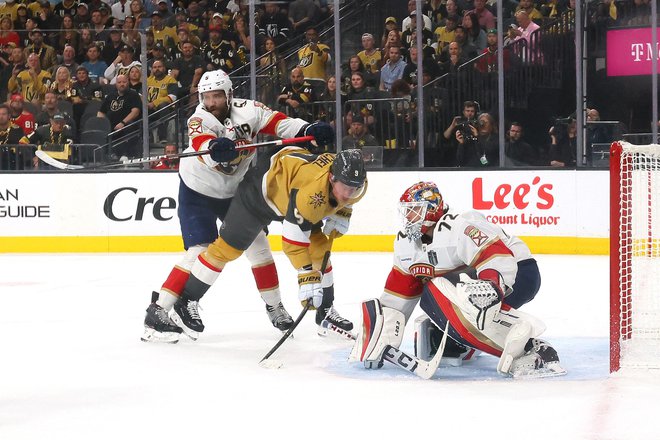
[298,269,323,309]
[322,206,352,237]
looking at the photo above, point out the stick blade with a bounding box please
[35,150,84,170]
[259,359,284,369]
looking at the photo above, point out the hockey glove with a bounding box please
[322,206,352,237]
[297,269,323,309]
[208,137,239,163]
[300,121,335,150]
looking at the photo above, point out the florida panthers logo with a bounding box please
[464,225,488,246]
[188,117,203,136]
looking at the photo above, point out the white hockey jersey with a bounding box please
[179,98,308,199]
[384,208,532,309]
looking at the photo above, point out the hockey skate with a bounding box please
[316,306,356,340]
[141,302,182,344]
[172,297,204,341]
[265,302,294,332]
[509,338,567,379]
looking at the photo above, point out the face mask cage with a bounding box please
[398,201,428,241]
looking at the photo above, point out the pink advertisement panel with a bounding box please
[607,27,660,76]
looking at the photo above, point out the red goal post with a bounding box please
[610,141,660,372]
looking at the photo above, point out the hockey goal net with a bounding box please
[610,141,660,372]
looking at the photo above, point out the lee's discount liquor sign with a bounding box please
[607,27,660,76]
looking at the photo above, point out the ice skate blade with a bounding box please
[141,327,180,344]
[170,313,200,341]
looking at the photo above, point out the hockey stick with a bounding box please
[35,135,315,170]
[382,321,449,380]
[259,236,334,368]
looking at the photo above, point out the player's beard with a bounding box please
[207,104,228,121]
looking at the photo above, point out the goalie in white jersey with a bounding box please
[350,181,566,378]
[142,69,333,343]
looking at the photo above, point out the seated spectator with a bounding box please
[379,46,406,92]
[462,11,487,51]
[9,93,35,135]
[36,91,74,128]
[33,5,60,48]
[201,25,241,74]
[401,12,434,53]
[0,45,24,100]
[130,0,150,31]
[8,52,52,105]
[438,25,478,63]
[56,14,80,53]
[90,8,109,43]
[548,117,577,167]
[77,28,96,63]
[380,16,399,49]
[505,121,537,166]
[258,1,290,48]
[147,59,179,141]
[382,30,404,64]
[104,44,141,84]
[258,36,286,95]
[170,41,204,99]
[345,71,378,131]
[233,14,251,62]
[74,2,91,28]
[401,0,432,32]
[475,29,516,73]
[470,0,496,30]
[149,11,176,48]
[111,0,131,22]
[49,66,75,102]
[515,0,544,21]
[101,26,124,65]
[81,44,108,84]
[185,2,205,29]
[97,74,141,157]
[147,42,171,71]
[277,66,316,120]
[315,75,338,125]
[14,4,30,32]
[342,114,378,149]
[26,112,76,168]
[121,16,142,53]
[53,45,79,77]
[151,143,179,170]
[341,55,367,94]
[434,15,458,55]
[403,46,440,86]
[0,103,29,171]
[23,28,57,72]
[128,65,142,93]
[0,16,20,48]
[54,0,77,18]
[71,65,103,126]
[357,33,383,79]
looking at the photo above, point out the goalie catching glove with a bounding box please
[322,206,352,237]
[298,269,323,309]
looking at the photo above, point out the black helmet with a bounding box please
[331,149,366,187]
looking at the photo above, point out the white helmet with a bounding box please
[198,69,233,107]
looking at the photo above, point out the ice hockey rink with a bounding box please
[2,251,659,440]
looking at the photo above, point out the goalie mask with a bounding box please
[399,181,445,241]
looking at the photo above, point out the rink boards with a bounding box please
[0,169,609,254]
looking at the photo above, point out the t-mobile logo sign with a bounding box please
[607,27,660,76]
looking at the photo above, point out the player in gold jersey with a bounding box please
[171,144,367,341]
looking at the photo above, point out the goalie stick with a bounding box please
[259,236,334,368]
[382,321,449,380]
[35,136,315,170]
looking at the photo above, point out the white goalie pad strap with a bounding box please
[349,299,405,363]
[414,315,433,361]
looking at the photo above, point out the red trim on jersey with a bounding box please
[252,262,279,291]
[360,301,373,360]
[198,254,222,272]
[472,238,514,268]
[190,134,215,151]
[427,282,503,357]
[259,112,288,136]
[161,266,190,296]
[384,267,423,298]
[282,236,310,248]
[323,265,332,274]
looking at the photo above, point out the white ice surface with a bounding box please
[1,252,659,440]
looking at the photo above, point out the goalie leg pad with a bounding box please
[349,299,405,367]
[421,280,502,357]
